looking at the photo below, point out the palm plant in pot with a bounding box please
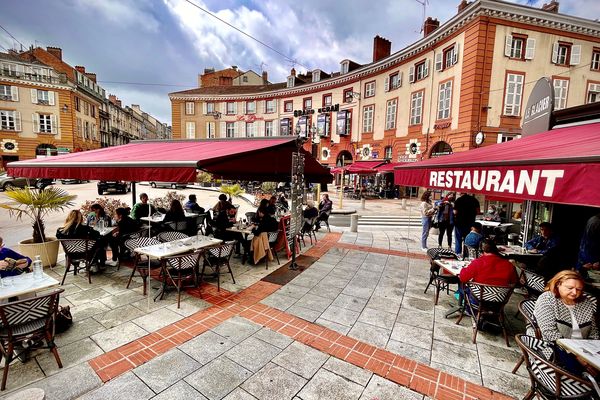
[0,186,76,267]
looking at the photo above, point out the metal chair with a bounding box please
[0,288,64,390]
[464,244,481,260]
[515,334,596,400]
[424,248,460,305]
[266,231,280,270]
[457,282,515,346]
[157,231,189,243]
[160,250,202,308]
[165,220,188,232]
[512,299,541,374]
[245,212,256,223]
[59,238,99,284]
[195,213,208,235]
[201,241,236,291]
[125,237,161,295]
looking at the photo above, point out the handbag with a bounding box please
[54,305,73,334]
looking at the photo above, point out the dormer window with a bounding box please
[287,76,295,88]
[312,70,321,83]
[340,61,349,74]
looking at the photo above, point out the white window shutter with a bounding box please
[233,122,238,137]
[505,35,512,57]
[242,102,247,114]
[32,113,39,133]
[452,43,459,65]
[220,121,226,138]
[274,119,279,135]
[261,100,266,114]
[233,102,237,114]
[15,64,24,77]
[551,42,559,63]
[570,45,581,65]
[238,121,245,137]
[220,102,225,114]
[409,66,415,83]
[48,91,55,106]
[435,52,443,71]
[15,111,21,131]
[398,72,403,87]
[274,99,278,112]
[384,77,389,92]
[52,115,58,133]
[424,59,430,78]
[10,86,18,101]
[525,38,535,60]
[30,89,38,104]
[202,102,207,115]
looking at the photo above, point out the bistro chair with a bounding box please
[165,220,188,233]
[320,210,331,232]
[201,240,236,291]
[300,217,318,245]
[245,212,256,223]
[457,282,515,346]
[195,213,208,235]
[522,269,546,300]
[512,299,541,374]
[463,244,481,260]
[160,250,203,308]
[157,231,189,243]
[124,237,162,295]
[59,238,99,285]
[0,288,64,391]
[515,334,596,400]
[266,231,280,270]
[424,248,460,305]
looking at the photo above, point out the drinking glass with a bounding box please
[2,277,13,287]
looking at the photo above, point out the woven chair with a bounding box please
[300,217,318,245]
[457,282,515,346]
[512,299,541,374]
[266,231,280,270]
[245,212,256,223]
[0,289,64,391]
[157,231,189,243]
[160,250,202,308]
[165,220,188,232]
[124,237,161,295]
[523,270,546,299]
[515,334,596,400]
[195,213,208,236]
[464,244,481,260]
[59,238,99,285]
[201,240,236,291]
[424,248,460,305]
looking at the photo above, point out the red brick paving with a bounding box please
[89,232,512,400]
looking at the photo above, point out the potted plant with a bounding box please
[0,186,76,267]
[220,184,245,201]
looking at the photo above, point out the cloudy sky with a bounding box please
[1,0,598,123]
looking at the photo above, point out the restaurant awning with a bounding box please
[345,160,388,174]
[394,122,600,207]
[7,138,333,184]
[375,162,406,173]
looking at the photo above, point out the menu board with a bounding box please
[285,152,305,258]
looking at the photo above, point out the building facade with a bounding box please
[169,0,600,168]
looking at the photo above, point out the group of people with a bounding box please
[302,194,332,233]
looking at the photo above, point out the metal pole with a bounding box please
[131,182,137,208]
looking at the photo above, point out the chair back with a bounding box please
[166,221,188,232]
[165,250,202,271]
[464,245,480,260]
[427,247,459,261]
[518,299,541,338]
[207,240,236,260]
[245,212,256,222]
[0,288,63,338]
[59,238,96,256]
[125,237,161,252]
[515,334,593,398]
[267,231,279,244]
[466,282,514,306]
[523,270,546,298]
[157,231,189,243]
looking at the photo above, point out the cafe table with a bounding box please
[433,259,470,317]
[226,224,254,264]
[557,339,600,372]
[140,211,199,224]
[0,272,60,302]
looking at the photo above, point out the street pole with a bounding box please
[338,155,344,210]
[289,123,307,270]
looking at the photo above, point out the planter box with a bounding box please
[18,237,60,268]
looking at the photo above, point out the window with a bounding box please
[84,102,89,115]
[340,61,349,74]
[587,83,600,103]
[497,133,520,143]
[362,105,374,133]
[246,122,255,137]
[1,63,17,76]
[389,73,400,90]
[0,85,17,101]
[206,102,215,114]
[312,70,321,82]
[303,98,312,110]
[77,117,82,137]
[206,122,215,138]
[0,110,20,131]
[226,122,235,138]
[245,101,255,114]
[553,79,569,110]
[556,43,569,65]
[280,118,291,135]
[410,91,423,125]
[37,114,52,133]
[437,81,452,120]
[384,146,393,160]
[343,88,353,103]
[287,76,294,88]
[265,99,275,113]
[591,49,600,71]
[265,121,274,136]
[503,73,524,116]
[336,110,351,136]
[323,94,332,107]
[364,81,375,98]
[90,105,96,118]
[226,102,236,115]
[284,101,293,112]
[75,97,80,112]
[385,99,397,130]
[185,121,195,139]
[409,60,429,83]
[242,76,248,83]
[552,42,580,66]
[33,89,53,105]
[185,102,194,115]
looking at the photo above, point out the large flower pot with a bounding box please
[18,237,60,268]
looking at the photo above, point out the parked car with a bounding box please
[0,173,37,191]
[149,182,187,189]
[61,179,89,184]
[97,181,131,195]
[36,179,55,190]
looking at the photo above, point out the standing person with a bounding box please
[131,193,156,221]
[0,236,31,278]
[435,192,455,248]
[453,192,480,256]
[315,194,333,231]
[419,190,435,252]
[184,194,204,214]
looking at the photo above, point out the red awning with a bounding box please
[375,162,406,173]
[345,160,388,174]
[7,138,333,184]
[330,167,344,174]
[394,122,600,207]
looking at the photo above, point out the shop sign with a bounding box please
[434,121,451,129]
[236,115,264,122]
[1,139,18,153]
[522,77,554,137]
[317,104,339,114]
[294,109,315,117]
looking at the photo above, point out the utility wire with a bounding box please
[97,80,190,88]
[182,0,310,70]
[0,23,25,50]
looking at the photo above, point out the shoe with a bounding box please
[421,248,428,252]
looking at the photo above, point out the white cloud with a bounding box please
[72,0,161,32]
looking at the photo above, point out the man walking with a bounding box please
[453,192,480,256]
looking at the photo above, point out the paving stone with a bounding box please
[298,368,364,400]
[260,292,297,311]
[319,274,352,289]
[167,297,212,317]
[320,305,361,327]
[395,308,433,331]
[357,307,397,330]
[98,290,146,309]
[481,364,530,399]
[69,300,111,321]
[477,342,525,376]
[286,304,322,322]
[385,339,431,364]
[55,317,105,347]
[293,293,333,313]
[65,287,112,306]
[93,303,146,329]
[365,295,403,314]
[36,337,103,376]
[330,294,368,312]
[241,362,306,400]
[211,316,261,343]
[271,341,329,379]
[134,348,201,393]
[79,371,154,400]
[348,321,391,348]
[251,328,293,350]
[224,336,282,372]
[130,296,174,312]
[341,284,375,300]
[132,307,183,332]
[307,283,344,300]
[222,387,258,400]
[359,374,423,400]
[315,318,351,335]
[185,356,252,400]
[401,295,435,314]
[433,321,477,350]
[20,363,101,400]
[322,357,373,386]
[90,321,148,352]
[151,381,206,400]
[0,354,45,393]
[390,323,432,350]
[431,340,480,375]
[276,284,311,299]
[429,361,482,385]
[178,331,236,365]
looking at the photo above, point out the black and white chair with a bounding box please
[201,241,236,291]
[515,334,596,400]
[157,231,189,243]
[463,244,481,260]
[266,231,280,270]
[512,299,541,374]
[125,237,162,295]
[160,250,202,308]
[0,289,64,391]
[195,213,208,235]
[424,248,460,305]
[59,238,99,285]
[165,221,188,233]
[522,269,546,299]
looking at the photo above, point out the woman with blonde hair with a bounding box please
[57,210,105,270]
[419,190,435,252]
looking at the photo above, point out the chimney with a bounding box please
[46,46,62,60]
[262,71,268,85]
[109,94,117,104]
[75,66,86,73]
[372,35,392,63]
[541,0,559,13]
[231,65,238,71]
[116,100,122,107]
[423,17,440,37]
[290,68,296,77]
[85,72,97,83]
[457,0,470,13]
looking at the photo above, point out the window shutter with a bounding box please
[570,45,581,65]
[435,52,443,71]
[52,114,58,134]
[233,122,238,137]
[384,77,389,92]
[202,102,207,115]
[233,102,238,114]
[273,99,278,112]
[424,59,430,78]
[48,91,55,106]
[551,42,559,63]
[15,64,24,77]
[504,35,513,57]
[452,43,459,65]
[10,86,18,101]
[273,119,279,135]
[15,111,21,131]
[30,89,38,104]
[32,113,39,133]
[256,120,264,136]
[242,102,247,115]
[398,72,403,87]
[238,121,245,137]
[220,102,225,114]
[261,100,266,114]
[220,121,226,138]
[409,66,415,83]
[525,38,535,60]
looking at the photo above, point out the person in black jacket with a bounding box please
[56,210,105,270]
[110,207,140,261]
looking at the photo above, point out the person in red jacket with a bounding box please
[459,239,518,286]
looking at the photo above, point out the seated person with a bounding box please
[213,194,233,214]
[0,236,31,278]
[277,193,289,212]
[131,193,156,221]
[184,194,205,214]
[524,222,558,254]
[86,203,112,228]
[315,194,333,230]
[250,207,279,265]
[302,201,319,233]
[459,239,518,287]
[111,207,140,261]
[164,199,186,222]
[464,222,484,249]
[266,196,277,217]
[483,205,501,222]
[57,210,105,270]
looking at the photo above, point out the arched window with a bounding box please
[336,150,353,166]
[430,141,453,158]
[36,143,57,156]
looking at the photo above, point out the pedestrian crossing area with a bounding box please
[357,215,422,227]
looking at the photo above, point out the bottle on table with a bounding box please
[33,255,43,279]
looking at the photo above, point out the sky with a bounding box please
[1,0,598,124]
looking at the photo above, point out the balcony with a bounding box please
[0,70,67,84]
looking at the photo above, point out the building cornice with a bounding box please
[0,76,75,91]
